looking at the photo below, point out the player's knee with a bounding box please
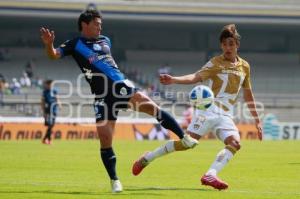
[97,130,113,146]
[133,91,145,101]
[174,140,193,151]
[229,140,241,151]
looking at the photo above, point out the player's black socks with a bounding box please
[44,126,53,141]
[156,109,184,139]
[100,148,118,180]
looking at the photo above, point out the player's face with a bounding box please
[85,17,102,38]
[221,37,239,62]
[44,83,51,90]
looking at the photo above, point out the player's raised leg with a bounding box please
[132,131,201,176]
[201,132,241,190]
[129,92,198,175]
[129,91,198,144]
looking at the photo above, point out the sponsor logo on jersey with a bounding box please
[221,69,244,77]
[83,67,93,80]
[93,44,102,51]
[94,99,105,106]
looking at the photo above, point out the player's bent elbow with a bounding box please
[48,54,60,60]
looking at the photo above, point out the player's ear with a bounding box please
[81,21,88,30]
[236,41,240,50]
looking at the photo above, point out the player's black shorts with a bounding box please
[44,112,56,126]
[94,80,138,121]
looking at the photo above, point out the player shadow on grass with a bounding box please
[0,187,212,196]
[0,190,162,196]
[126,186,212,192]
[288,162,300,165]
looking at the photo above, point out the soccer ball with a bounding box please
[189,85,214,110]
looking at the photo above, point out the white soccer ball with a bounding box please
[189,85,214,110]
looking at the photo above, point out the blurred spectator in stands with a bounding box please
[25,59,35,79]
[0,73,5,106]
[158,63,171,75]
[0,74,5,82]
[10,78,21,95]
[0,48,12,61]
[158,63,171,96]
[32,76,44,89]
[20,72,31,87]
[0,50,3,61]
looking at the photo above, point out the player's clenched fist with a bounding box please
[159,74,173,85]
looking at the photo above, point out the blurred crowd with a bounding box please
[121,63,178,102]
[0,59,44,105]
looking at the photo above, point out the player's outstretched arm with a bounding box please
[243,88,263,140]
[40,27,61,60]
[160,72,203,85]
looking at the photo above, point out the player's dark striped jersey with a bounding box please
[57,35,125,96]
[42,88,58,115]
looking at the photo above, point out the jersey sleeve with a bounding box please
[197,60,218,81]
[57,39,75,57]
[242,66,252,89]
[52,89,58,99]
[103,36,112,48]
[42,90,46,99]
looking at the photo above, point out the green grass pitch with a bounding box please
[0,140,299,199]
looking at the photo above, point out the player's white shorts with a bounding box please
[187,109,240,141]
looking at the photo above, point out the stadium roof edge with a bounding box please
[1,0,300,25]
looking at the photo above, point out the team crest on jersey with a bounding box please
[120,87,128,96]
[93,44,102,51]
[193,124,200,130]
[195,115,206,123]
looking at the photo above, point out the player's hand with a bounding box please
[255,122,263,141]
[159,74,174,85]
[40,27,55,45]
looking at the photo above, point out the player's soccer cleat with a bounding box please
[42,139,49,145]
[181,134,198,148]
[132,152,150,176]
[111,179,123,193]
[201,174,228,190]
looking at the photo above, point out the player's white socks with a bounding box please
[144,140,175,162]
[206,148,234,176]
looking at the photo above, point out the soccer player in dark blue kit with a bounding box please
[41,80,58,145]
[40,9,198,193]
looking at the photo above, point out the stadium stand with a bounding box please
[1,47,299,122]
[0,0,300,122]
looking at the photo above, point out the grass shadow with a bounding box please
[0,186,212,196]
[288,162,300,165]
[0,189,163,196]
[126,186,211,192]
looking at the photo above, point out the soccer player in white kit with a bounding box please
[132,24,263,190]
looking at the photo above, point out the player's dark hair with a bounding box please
[219,24,241,44]
[78,9,102,31]
[44,79,53,86]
